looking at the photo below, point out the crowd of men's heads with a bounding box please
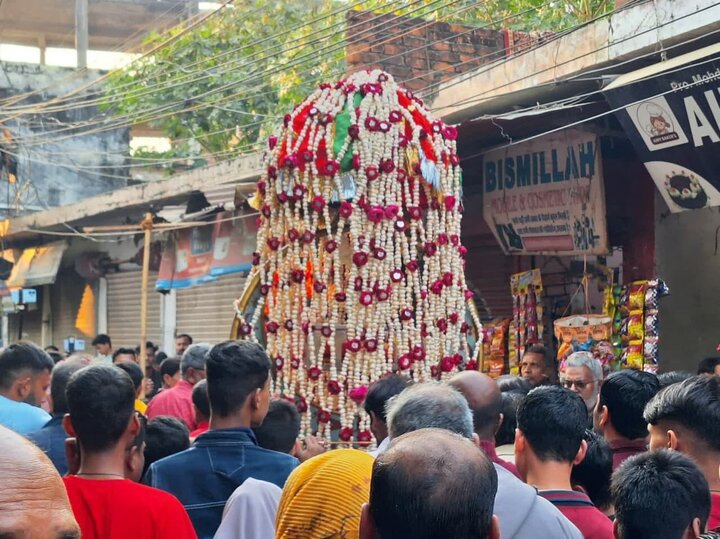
[1,335,720,539]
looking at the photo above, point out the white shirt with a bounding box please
[369,437,391,458]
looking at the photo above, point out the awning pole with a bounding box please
[139,213,153,399]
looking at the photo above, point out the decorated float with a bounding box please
[231,70,480,442]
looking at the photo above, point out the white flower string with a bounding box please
[234,70,476,442]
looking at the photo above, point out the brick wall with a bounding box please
[345,10,506,95]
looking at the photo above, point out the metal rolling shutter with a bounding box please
[465,238,514,321]
[106,270,162,349]
[175,273,246,344]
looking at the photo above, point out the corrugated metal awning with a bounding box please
[6,241,67,288]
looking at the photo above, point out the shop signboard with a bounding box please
[603,44,720,212]
[482,129,608,255]
[156,223,217,290]
[157,213,256,290]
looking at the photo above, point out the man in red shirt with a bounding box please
[450,370,520,477]
[62,364,196,539]
[516,386,613,539]
[612,449,711,538]
[645,375,720,531]
[147,343,210,430]
[594,369,660,470]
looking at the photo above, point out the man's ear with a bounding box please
[471,433,481,448]
[667,429,679,451]
[127,413,140,439]
[573,439,588,466]
[16,377,31,400]
[359,503,376,539]
[250,387,262,410]
[599,405,610,428]
[63,414,76,437]
[688,516,702,538]
[488,515,501,539]
[494,413,504,437]
[290,439,302,458]
[514,429,525,454]
[613,518,621,539]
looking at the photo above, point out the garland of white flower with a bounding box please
[234,70,477,443]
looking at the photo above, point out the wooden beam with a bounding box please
[5,153,264,237]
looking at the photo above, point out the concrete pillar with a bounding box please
[40,284,52,347]
[38,35,46,66]
[75,0,88,69]
[160,289,176,355]
[97,277,108,334]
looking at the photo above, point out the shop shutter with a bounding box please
[465,239,514,321]
[51,269,93,349]
[175,273,246,345]
[7,295,43,345]
[106,270,162,349]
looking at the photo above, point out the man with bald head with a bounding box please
[0,424,80,538]
[386,382,582,539]
[360,428,500,539]
[450,370,519,477]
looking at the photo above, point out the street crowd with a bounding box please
[0,333,719,539]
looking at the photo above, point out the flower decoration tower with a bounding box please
[235,70,479,442]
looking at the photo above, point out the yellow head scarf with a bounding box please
[276,449,374,539]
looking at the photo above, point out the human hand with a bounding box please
[295,435,328,462]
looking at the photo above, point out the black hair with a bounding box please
[154,351,168,366]
[47,352,63,364]
[517,385,586,462]
[496,390,524,446]
[114,361,143,392]
[252,399,300,454]
[370,431,498,539]
[571,429,613,510]
[205,341,270,418]
[50,361,86,415]
[92,334,111,347]
[176,334,193,344]
[612,449,711,539]
[599,369,659,440]
[160,357,181,380]
[191,379,210,418]
[112,347,137,362]
[644,375,720,452]
[364,374,412,423]
[496,375,532,394]
[658,371,694,389]
[45,345,60,353]
[143,416,189,476]
[0,342,54,389]
[135,342,157,355]
[697,357,720,375]
[66,365,135,453]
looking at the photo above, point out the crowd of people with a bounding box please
[0,333,719,539]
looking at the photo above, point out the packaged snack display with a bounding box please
[481,319,511,378]
[554,314,615,374]
[610,278,669,370]
[510,270,544,371]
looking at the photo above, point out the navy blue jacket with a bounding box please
[27,416,69,476]
[144,427,298,539]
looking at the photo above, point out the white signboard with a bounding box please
[482,129,608,255]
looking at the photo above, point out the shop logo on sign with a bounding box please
[626,97,689,151]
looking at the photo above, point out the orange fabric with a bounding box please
[275,449,373,539]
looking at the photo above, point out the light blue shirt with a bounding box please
[0,394,51,434]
